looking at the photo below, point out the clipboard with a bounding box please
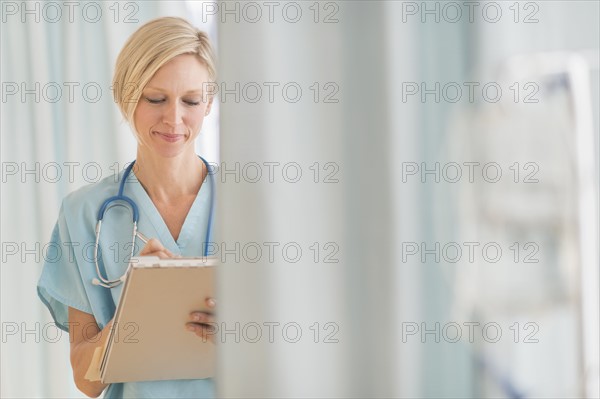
[91,256,218,383]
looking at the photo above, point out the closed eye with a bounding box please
[145,97,164,104]
[144,97,199,106]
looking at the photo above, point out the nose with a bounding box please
[162,101,183,126]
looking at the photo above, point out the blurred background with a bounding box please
[1,1,599,397]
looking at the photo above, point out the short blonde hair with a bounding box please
[112,16,216,129]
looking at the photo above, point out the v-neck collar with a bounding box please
[124,168,211,254]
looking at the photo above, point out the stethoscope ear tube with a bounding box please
[93,218,138,287]
[97,196,139,223]
[204,163,216,257]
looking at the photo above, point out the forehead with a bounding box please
[145,54,210,92]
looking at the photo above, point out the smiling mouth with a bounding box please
[153,131,184,142]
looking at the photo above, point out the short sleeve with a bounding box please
[37,203,93,332]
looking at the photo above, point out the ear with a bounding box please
[205,96,214,116]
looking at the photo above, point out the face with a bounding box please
[133,54,213,159]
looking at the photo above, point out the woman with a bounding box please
[37,17,217,398]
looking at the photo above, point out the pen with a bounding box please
[136,231,182,258]
[136,231,150,244]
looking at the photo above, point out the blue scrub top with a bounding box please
[37,163,215,398]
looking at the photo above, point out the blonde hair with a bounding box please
[112,16,216,130]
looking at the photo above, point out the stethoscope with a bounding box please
[92,156,215,288]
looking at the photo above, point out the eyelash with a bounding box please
[144,97,200,106]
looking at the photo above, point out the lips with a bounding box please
[153,131,184,143]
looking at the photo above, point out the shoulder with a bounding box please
[61,172,122,221]
[47,172,124,243]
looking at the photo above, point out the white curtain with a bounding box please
[216,2,412,395]
[0,2,215,397]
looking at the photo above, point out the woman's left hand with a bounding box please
[186,297,217,343]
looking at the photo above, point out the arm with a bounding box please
[68,307,111,398]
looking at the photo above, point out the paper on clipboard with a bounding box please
[91,256,217,384]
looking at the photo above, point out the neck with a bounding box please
[133,150,205,203]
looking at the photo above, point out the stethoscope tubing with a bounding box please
[92,157,214,288]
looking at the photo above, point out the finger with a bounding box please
[189,312,214,323]
[140,239,177,258]
[141,250,172,259]
[186,322,218,343]
[206,297,216,309]
[140,238,165,256]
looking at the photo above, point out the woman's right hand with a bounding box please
[139,238,179,259]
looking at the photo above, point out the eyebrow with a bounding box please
[144,87,203,94]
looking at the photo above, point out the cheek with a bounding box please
[134,105,159,128]
[185,109,206,128]
[133,104,149,124]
